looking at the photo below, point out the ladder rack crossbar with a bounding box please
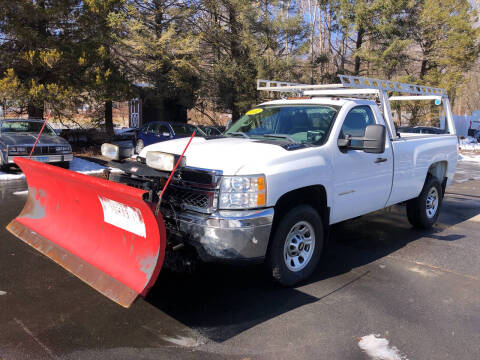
[256,79,343,92]
[256,76,446,97]
[338,75,445,96]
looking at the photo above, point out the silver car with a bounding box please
[0,119,73,171]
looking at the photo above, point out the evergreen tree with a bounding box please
[0,0,85,119]
[109,0,200,123]
[80,0,130,135]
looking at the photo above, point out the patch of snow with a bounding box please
[0,290,6,296]
[459,137,480,151]
[0,171,25,180]
[13,190,28,196]
[68,157,105,174]
[358,334,406,360]
[0,157,107,181]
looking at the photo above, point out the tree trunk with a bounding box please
[228,4,240,122]
[105,100,114,137]
[354,26,364,76]
[27,103,44,119]
[420,59,428,80]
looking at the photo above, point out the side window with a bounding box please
[145,123,154,132]
[153,124,169,134]
[339,106,376,147]
[159,125,170,134]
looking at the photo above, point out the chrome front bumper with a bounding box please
[8,154,73,163]
[164,207,274,262]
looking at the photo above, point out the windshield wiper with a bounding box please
[227,132,250,138]
[263,134,298,143]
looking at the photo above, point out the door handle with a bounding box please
[374,157,388,163]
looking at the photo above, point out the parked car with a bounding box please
[135,121,206,153]
[398,126,446,134]
[0,119,73,171]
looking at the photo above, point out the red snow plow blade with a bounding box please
[7,158,166,308]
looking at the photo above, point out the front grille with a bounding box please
[21,146,62,155]
[179,169,215,185]
[163,185,214,212]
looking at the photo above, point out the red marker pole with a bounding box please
[155,130,196,215]
[28,113,50,159]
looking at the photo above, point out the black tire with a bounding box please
[406,176,443,229]
[0,164,9,172]
[135,139,144,154]
[57,161,70,169]
[266,205,324,286]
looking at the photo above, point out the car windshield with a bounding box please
[171,124,205,137]
[0,120,56,136]
[225,105,339,145]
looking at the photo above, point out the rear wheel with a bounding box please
[135,139,144,154]
[266,205,324,286]
[406,176,443,229]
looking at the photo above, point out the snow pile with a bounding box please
[0,157,107,181]
[358,334,406,360]
[459,137,480,151]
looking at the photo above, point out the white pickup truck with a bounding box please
[104,75,458,286]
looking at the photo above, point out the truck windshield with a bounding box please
[0,120,57,136]
[225,105,339,145]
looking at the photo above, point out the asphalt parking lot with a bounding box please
[1,161,479,360]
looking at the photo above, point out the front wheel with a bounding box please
[406,176,443,229]
[266,205,324,286]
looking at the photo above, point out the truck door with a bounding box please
[330,105,394,223]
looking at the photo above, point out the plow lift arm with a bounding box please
[7,132,196,308]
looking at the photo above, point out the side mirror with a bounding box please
[337,138,351,148]
[363,124,386,154]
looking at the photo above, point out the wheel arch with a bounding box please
[427,160,448,195]
[272,185,329,240]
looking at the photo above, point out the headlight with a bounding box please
[219,175,266,209]
[8,147,27,154]
[146,151,175,171]
[101,143,120,160]
[146,151,185,171]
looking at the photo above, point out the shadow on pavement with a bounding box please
[146,191,480,343]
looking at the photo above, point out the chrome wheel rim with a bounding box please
[426,187,439,219]
[283,221,315,272]
[135,140,144,154]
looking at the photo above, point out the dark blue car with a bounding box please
[135,121,205,153]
